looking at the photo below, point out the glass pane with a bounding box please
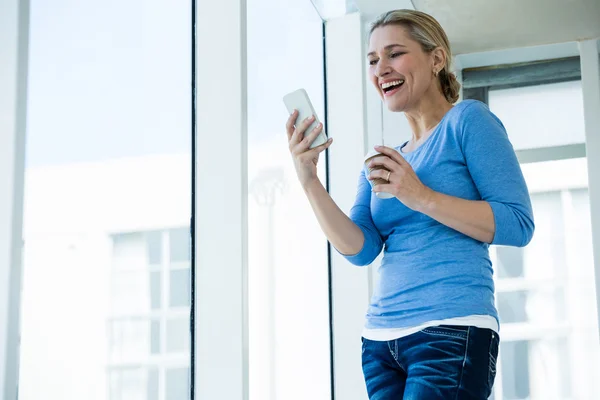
[488,81,585,151]
[150,271,162,310]
[169,269,190,308]
[109,270,158,315]
[146,231,163,266]
[166,318,190,354]
[151,320,161,354]
[497,287,566,324]
[169,228,190,264]
[19,1,192,399]
[147,368,159,400]
[523,191,566,281]
[109,370,121,400]
[495,246,524,279]
[165,368,189,400]
[113,233,148,270]
[500,338,574,399]
[247,0,331,399]
[109,368,147,400]
[109,319,160,362]
[500,341,531,399]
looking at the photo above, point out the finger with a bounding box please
[297,122,324,151]
[372,183,395,194]
[374,145,406,166]
[290,115,316,146]
[366,156,397,171]
[286,110,299,140]
[304,137,333,157]
[367,169,393,182]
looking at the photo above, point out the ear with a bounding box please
[431,47,446,73]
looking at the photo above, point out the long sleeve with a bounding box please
[460,101,535,247]
[338,168,384,266]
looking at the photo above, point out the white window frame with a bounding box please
[325,12,371,400]
[194,0,249,398]
[578,39,600,332]
[0,0,29,399]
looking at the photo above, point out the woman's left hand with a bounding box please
[367,145,434,211]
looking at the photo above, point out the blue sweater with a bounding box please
[342,100,534,330]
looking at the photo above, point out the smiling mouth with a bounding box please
[381,79,405,94]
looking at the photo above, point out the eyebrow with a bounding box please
[367,44,407,58]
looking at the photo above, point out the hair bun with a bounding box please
[439,69,460,104]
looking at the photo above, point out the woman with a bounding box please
[286,9,534,400]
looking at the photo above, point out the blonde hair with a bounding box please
[369,9,460,104]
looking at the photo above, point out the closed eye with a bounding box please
[368,52,405,65]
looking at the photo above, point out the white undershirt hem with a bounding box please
[362,314,499,341]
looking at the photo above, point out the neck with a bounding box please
[404,92,453,143]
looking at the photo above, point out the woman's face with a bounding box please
[367,25,438,112]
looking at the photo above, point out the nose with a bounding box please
[374,58,391,78]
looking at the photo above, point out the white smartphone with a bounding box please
[283,88,327,149]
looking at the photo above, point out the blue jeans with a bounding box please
[362,325,499,399]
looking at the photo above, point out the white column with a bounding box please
[0,0,30,399]
[578,39,600,338]
[325,12,370,400]
[195,0,248,398]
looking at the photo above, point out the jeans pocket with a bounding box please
[421,325,469,340]
[487,332,500,389]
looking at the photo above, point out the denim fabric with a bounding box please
[362,325,499,399]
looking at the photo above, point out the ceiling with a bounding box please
[356,0,600,55]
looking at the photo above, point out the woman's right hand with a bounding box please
[286,110,333,188]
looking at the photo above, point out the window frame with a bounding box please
[194,0,249,398]
[462,43,600,397]
[0,0,29,398]
[463,56,585,165]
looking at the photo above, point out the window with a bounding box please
[491,162,600,399]
[482,79,600,399]
[246,0,332,399]
[489,81,585,151]
[108,230,191,394]
[19,1,192,399]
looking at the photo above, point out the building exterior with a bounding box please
[19,155,192,400]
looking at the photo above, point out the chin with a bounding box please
[384,98,409,113]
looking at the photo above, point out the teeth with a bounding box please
[381,80,404,89]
